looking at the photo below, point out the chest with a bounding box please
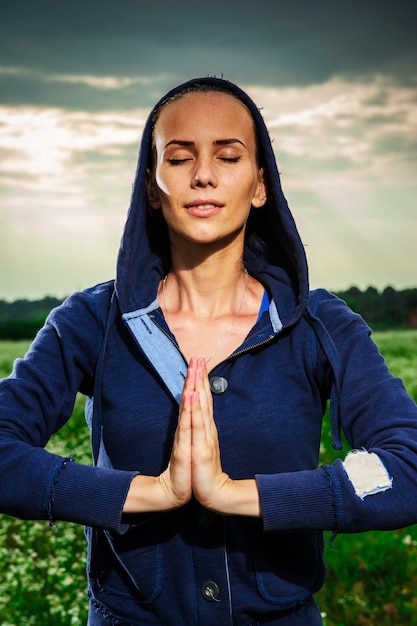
[97,317,328,476]
[166,311,260,370]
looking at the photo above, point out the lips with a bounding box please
[184,199,224,217]
[184,199,224,209]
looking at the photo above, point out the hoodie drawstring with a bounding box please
[306,290,343,451]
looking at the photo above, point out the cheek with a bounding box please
[155,164,190,199]
[228,170,260,201]
[155,170,172,197]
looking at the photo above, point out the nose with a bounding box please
[191,159,217,188]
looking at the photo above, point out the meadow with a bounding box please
[0,330,417,625]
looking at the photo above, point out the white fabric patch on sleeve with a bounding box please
[342,450,393,499]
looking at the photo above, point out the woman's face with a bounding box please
[147,91,266,250]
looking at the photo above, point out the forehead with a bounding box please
[154,91,255,143]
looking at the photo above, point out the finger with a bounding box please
[183,357,198,395]
[175,392,192,458]
[190,390,209,449]
[190,387,219,467]
[194,359,210,407]
[199,357,211,394]
[178,390,192,435]
[195,359,215,437]
[175,383,194,463]
[159,391,192,508]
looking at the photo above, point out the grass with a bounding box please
[0,331,417,625]
[0,341,91,625]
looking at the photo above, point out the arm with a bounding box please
[127,296,417,532]
[257,291,417,533]
[0,284,137,532]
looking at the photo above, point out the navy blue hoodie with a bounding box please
[1,77,417,625]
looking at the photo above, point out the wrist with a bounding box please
[123,474,172,514]
[207,478,262,518]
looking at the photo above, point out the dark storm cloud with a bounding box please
[1,0,415,109]
[0,69,171,110]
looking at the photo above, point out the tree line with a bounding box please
[0,287,417,340]
[335,286,417,329]
[0,296,63,340]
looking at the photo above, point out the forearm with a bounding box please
[225,478,262,517]
[198,476,262,518]
[49,460,137,531]
[123,475,164,513]
[124,475,261,518]
[123,474,182,513]
[123,457,192,515]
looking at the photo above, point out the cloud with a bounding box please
[0,105,146,298]
[1,0,415,299]
[0,0,415,107]
[0,106,146,184]
[0,66,157,90]
[0,66,174,109]
[2,74,413,189]
[249,76,416,181]
[1,73,416,298]
[246,77,417,289]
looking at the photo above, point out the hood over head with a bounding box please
[115,76,309,327]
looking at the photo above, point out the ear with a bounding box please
[146,168,161,210]
[251,168,267,209]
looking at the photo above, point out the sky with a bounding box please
[0,0,416,300]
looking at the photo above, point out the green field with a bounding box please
[0,331,417,625]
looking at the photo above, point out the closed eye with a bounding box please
[168,158,192,165]
[219,156,241,163]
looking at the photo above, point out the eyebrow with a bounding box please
[164,138,247,149]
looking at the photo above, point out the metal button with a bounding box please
[209,376,228,394]
[201,580,220,602]
[196,509,214,530]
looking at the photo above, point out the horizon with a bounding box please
[2,283,417,306]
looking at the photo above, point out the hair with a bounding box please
[148,83,264,172]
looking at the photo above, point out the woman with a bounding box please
[1,77,417,625]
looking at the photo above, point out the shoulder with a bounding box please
[308,288,370,336]
[305,288,376,379]
[34,281,116,369]
[47,280,115,331]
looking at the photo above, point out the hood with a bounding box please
[115,76,309,328]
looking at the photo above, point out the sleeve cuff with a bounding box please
[256,465,340,532]
[48,458,138,533]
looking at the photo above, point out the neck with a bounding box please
[163,250,248,320]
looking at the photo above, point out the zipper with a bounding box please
[211,334,277,372]
[150,312,278,373]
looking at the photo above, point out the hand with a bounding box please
[183,357,231,510]
[185,358,261,517]
[156,381,193,508]
[123,357,261,516]
[123,375,192,514]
